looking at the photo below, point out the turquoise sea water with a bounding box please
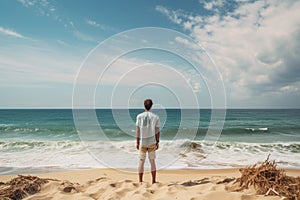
[0,109,299,174]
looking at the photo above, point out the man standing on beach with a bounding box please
[136,99,160,184]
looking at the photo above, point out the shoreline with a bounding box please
[1,168,299,199]
[1,167,299,179]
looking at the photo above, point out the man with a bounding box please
[136,99,160,184]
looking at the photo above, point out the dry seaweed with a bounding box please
[235,155,300,200]
[0,175,48,200]
[216,177,235,184]
[181,178,211,187]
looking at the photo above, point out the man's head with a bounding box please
[144,99,153,111]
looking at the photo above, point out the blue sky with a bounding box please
[1,0,300,108]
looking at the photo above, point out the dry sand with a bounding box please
[0,168,299,200]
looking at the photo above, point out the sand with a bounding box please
[0,168,299,200]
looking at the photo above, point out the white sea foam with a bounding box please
[0,139,299,174]
[245,127,269,132]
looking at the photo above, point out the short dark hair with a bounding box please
[144,99,153,111]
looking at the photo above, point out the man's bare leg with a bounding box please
[138,159,145,182]
[149,159,156,184]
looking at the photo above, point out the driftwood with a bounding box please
[0,175,48,200]
[235,156,300,200]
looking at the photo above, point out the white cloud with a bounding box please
[279,80,300,95]
[0,43,81,86]
[155,5,184,25]
[156,0,300,107]
[73,30,96,42]
[0,26,25,39]
[56,39,72,47]
[201,0,225,11]
[175,36,201,50]
[17,1,111,43]
[85,19,117,32]
[77,52,193,89]
[17,0,60,21]
[193,82,201,93]
[0,30,91,107]
[17,0,35,7]
[86,19,100,27]
[69,21,75,28]
[204,2,213,10]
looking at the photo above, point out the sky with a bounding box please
[0,0,300,108]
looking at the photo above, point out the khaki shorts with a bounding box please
[139,143,157,160]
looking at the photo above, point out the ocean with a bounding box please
[0,109,299,175]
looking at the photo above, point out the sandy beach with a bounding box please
[1,168,299,200]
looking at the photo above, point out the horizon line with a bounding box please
[0,107,299,110]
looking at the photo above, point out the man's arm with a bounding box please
[155,128,160,143]
[136,126,140,150]
[155,127,160,150]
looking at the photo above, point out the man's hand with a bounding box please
[136,144,140,150]
[156,142,159,150]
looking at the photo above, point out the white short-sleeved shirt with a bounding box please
[136,111,160,146]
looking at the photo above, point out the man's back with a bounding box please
[136,111,160,146]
